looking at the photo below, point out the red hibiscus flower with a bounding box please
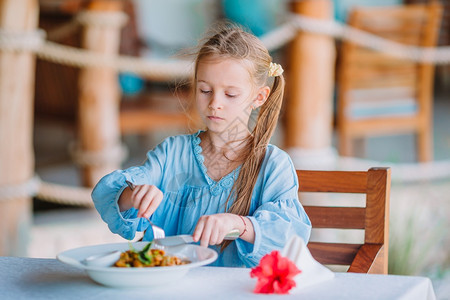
[250,250,301,294]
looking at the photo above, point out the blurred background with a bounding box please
[1,0,449,299]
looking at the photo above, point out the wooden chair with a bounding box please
[297,167,391,274]
[336,3,442,162]
[119,87,197,135]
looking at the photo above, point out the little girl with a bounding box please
[92,24,311,267]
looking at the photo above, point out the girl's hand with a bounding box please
[193,213,246,247]
[118,184,163,219]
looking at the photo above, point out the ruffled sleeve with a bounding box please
[235,148,311,267]
[91,137,172,240]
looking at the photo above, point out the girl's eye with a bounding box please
[200,90,211,94]
[226,94,237,98]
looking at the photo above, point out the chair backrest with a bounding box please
[297,167,391,274]
[336,3,442,162]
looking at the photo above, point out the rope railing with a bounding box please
[38,181,94,208]
[260,21,298,51]
[2,12,450,78]
[0,29,46,51]
[36,41,193,81]
[2,11,450,207]
[289,14,450,64]
[0,177,41,203]
[68,142,129,167]
[0,176,93,207]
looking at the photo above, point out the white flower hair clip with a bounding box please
[268,62,284,77]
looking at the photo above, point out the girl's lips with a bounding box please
[207,116,224,121]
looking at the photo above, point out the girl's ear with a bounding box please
[253,86,271,109]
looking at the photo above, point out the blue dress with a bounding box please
[91,131,311,267]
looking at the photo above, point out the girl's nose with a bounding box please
[208,96,223,110]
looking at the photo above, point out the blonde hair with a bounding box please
[193,24,285,250]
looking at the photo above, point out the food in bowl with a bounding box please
[114,242,190,268]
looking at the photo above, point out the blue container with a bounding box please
[222,0,282,37]
[119,72,145,96]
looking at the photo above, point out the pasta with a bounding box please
[114,242,190,268]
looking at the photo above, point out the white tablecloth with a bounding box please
[0,257,436,300]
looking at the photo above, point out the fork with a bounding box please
[125,180,166,241]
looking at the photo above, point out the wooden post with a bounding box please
[0,0,39,256]
[285,0,336,169]
[77,0,127,187]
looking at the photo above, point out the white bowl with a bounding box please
[82,250,122,267]
[57,242,218,288]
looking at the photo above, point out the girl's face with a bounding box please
[195,55,268,137]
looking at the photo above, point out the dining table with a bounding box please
[0,256,436,300]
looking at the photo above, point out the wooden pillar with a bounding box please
[77,1,127,187]
[0,0,39,256]
[285,0,336,169]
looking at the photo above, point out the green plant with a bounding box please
[388,204,447,275]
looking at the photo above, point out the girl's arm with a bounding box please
[236,215,255,244]
[118,184,163,219]
[118,186,133,211]
[91,138,171,240]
